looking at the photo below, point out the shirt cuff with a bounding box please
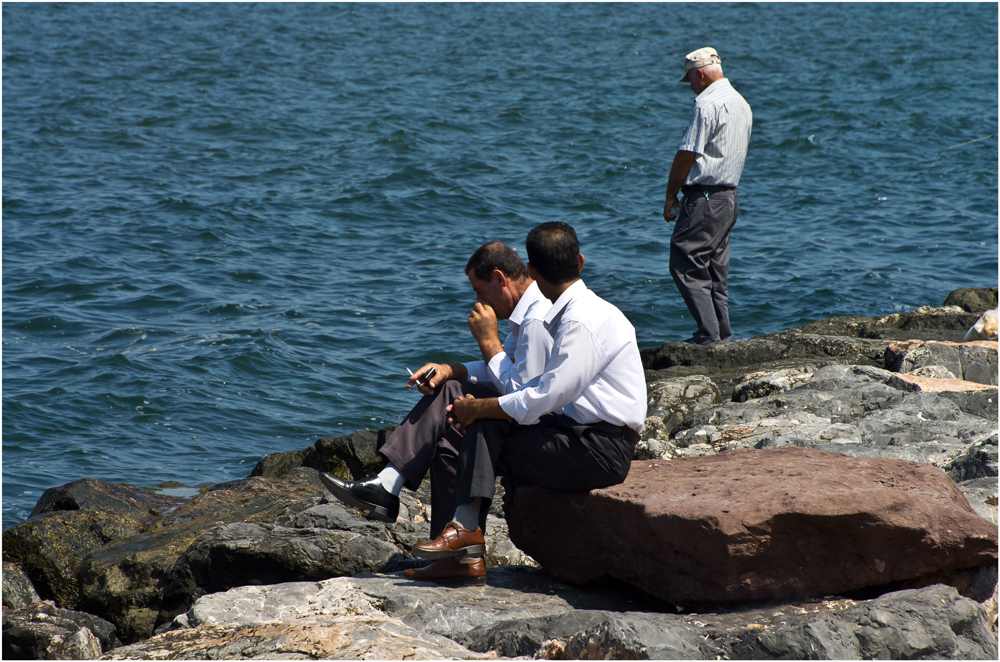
[486,352,507,385]
[498,391,534,425]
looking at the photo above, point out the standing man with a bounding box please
[320,241,553,543]
[401,222,647,586]
[663,47,752,346]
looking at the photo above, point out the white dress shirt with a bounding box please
[463,281,553,395]
[498,280,647,433]
[679,78,752,187]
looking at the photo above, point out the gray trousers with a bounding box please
[670,185,739,344]
[378,380,499,538]
[454,414,635,521]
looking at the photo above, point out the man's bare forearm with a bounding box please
[666,150,697,202]
[468,302,504,365]
[475,337,504,365]
[450,395,512,430]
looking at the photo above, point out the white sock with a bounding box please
[377,463,405,495]
[453,498,482,531]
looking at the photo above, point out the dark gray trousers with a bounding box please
[378,379,499,538]
[454,414,635,521]
[670,186,739,344]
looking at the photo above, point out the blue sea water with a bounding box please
[3,2,997,529]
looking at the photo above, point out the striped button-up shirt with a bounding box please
[679,78,752,187]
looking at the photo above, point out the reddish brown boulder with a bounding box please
[504,447,998,605]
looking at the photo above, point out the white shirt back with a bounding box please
[498,280,647,433]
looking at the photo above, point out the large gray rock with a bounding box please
[642,332,890,400]
[72,469,331,643]
[459,610,712,659]
[105,574,996,661]
[645,375,722,433]
[946,434,999,483]
[2,510,143,609]
[956,476,1000,523]
[177,520,402,595]
[886,340,998,385]
[110,578,490,660]
[664,365,998,474]
[943,287,998,314]
[718,584,997,660]
[251,426,398,480]
[505,447,998,605]
[28,479,185,522]
[2,601,119,660]
[638,375,724,460]
[110,571,714,659]
[732,366,816,402]
[641,305,985,399]
[3,561,41,609]
[113,571,654,660]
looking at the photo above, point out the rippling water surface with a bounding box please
[3,2,997,528]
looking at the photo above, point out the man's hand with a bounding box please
[447,394,511,432]
[468,302,499,343]
[407,363,451,395]
[663,150,697,222]
[468,303,504,364]
[663,195,680,222]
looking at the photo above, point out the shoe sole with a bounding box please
[437,575,486,587]
[319,473,396,523]
[403,573,486,587]
[411,544,486,560]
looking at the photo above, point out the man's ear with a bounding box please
[491,268,508,288]
[578,253,585,273]
[527,263,539,281]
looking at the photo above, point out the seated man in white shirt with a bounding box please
[402,221,647,586]
[320,241,553,545]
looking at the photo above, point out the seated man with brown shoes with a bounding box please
[319,241,553,566]
[400,221,647,586]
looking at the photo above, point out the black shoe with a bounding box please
[683,335,721,346]
[319,473,400,523]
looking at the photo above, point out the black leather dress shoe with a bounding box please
[319,473,399,523]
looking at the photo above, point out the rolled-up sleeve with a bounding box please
[462,359,490,384]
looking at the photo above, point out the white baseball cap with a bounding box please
[680,47,721,82]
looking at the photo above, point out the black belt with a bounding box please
[590,420,640,444]
[682,184,735,195]
[542,413,638,444]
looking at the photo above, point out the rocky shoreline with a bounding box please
[3,287,998,660]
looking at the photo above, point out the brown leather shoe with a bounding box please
[402,556,486,586]
[411,521,486,559]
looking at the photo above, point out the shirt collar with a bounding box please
[543,279,587,324]
[697,77,732,100]
[509,280,542,326]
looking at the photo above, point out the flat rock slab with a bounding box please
[505,447,998,605]
[102,574,997,660]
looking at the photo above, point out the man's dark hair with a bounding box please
[526,222,580,285]
[465,241,529,282]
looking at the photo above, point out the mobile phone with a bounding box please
[406,366,437,386]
